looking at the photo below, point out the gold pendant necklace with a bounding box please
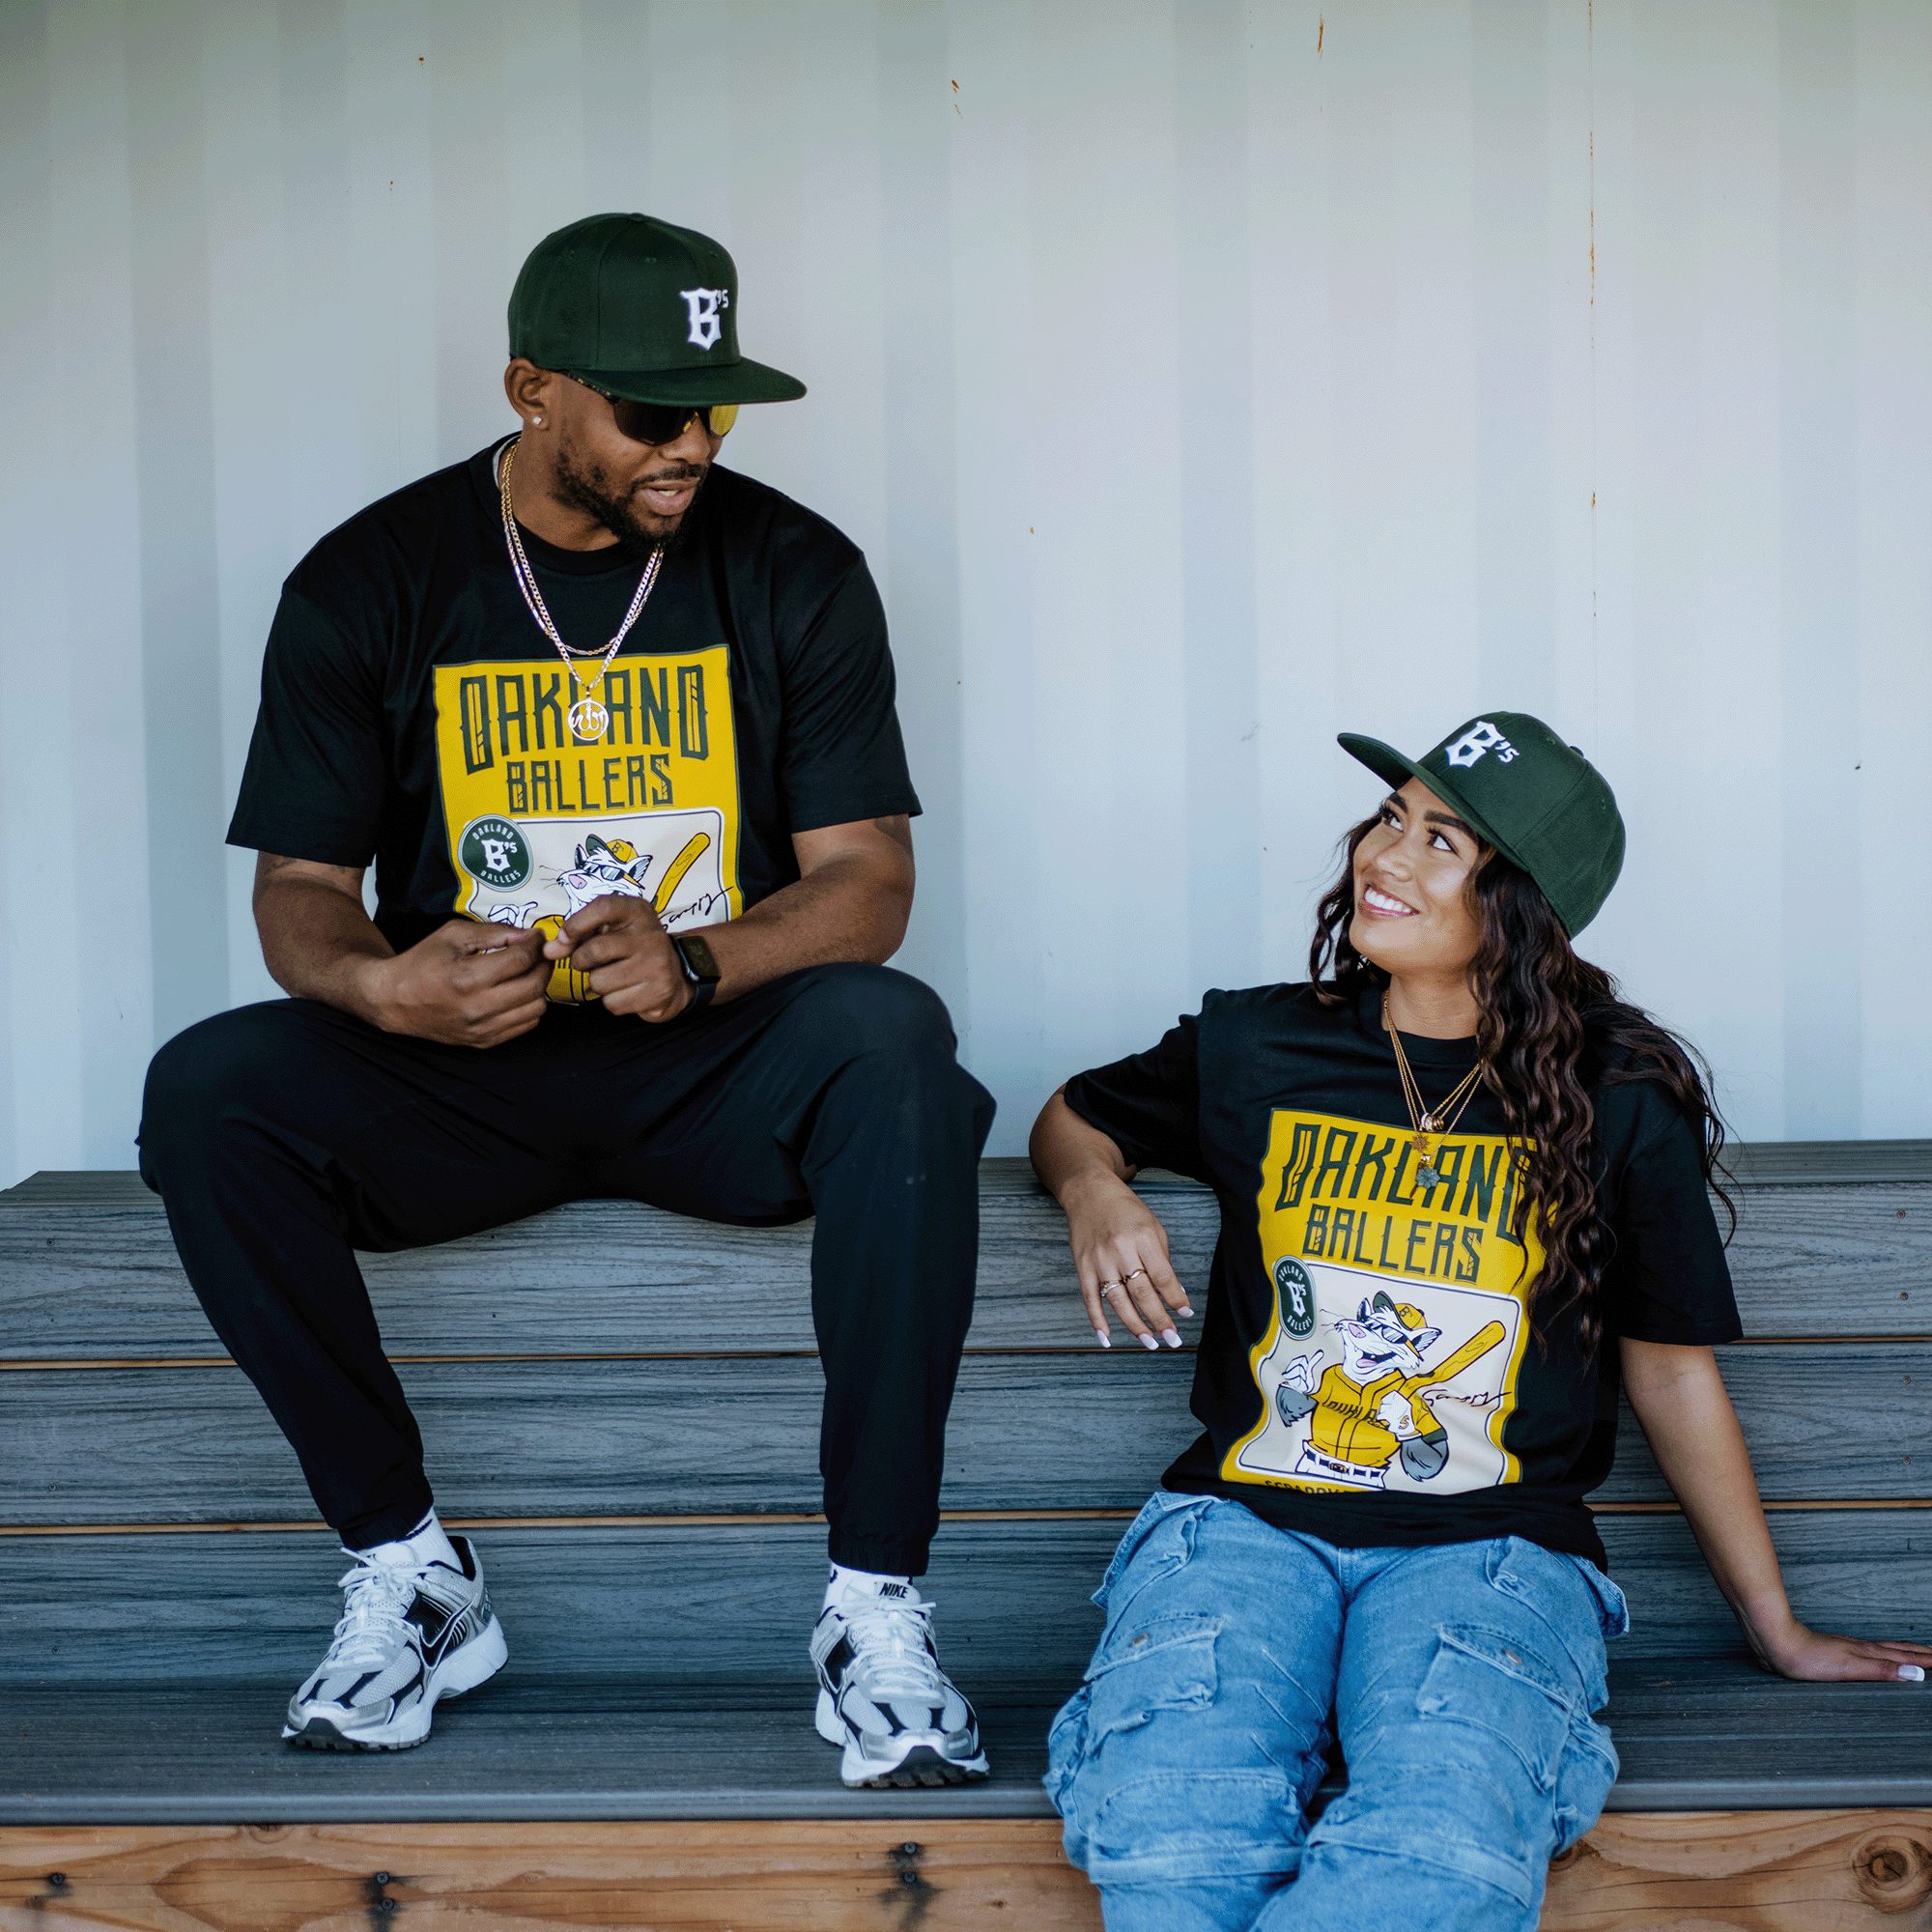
[499,439,664,740]
[1382,993,1486,1188]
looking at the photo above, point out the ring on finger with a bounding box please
[1098,1280,1123,1295]
[1122,1267,1148,1284]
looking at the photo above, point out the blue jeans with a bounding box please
[1044,1490,1628,1932]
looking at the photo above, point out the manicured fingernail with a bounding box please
[1139,1332,1159,1350]
[1177,1306,1195,1318]
[1900,1664,1924,1682]
[1161,1328,1182,1349]
[1094,1328,1111,1349]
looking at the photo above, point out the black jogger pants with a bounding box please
[138,963,995,1574]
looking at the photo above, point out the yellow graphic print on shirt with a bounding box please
[1223,1109,1544,1497]
[432,651,741,1003]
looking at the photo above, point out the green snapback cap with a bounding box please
[1337,712,1625,936]
[508,213,807,407]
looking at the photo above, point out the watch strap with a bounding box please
[671,932,722,1010]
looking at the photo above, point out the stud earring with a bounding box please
[532,415,543,426]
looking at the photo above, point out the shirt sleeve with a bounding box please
[774,561,923,834]
[1061,1015,1207,1180]
[1601,1094,1744,1345]
[226,585,389,866]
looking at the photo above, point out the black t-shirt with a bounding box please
[229,440,920,999]
[1064,982,1742,1567]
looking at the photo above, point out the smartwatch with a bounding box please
[670,932,723,1011]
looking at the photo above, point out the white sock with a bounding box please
[824,1560,915,1608]
[352,1509,459,1572]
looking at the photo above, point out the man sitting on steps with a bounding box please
[137,213,994,1790]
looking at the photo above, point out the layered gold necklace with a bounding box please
[499,438,664,742]
[1382,992,1487,1189]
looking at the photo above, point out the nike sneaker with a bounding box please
[282,1530,506,1750]
[811,1575,989,1788]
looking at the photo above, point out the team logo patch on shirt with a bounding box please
[459,816,533,892]
[1225,1109,1542,1497]
[1275,1258,1318,1338]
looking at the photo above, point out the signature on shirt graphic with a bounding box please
[1274,1290,1504,1490]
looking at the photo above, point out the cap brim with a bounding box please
[568,356,807,406]
[1335,732,1521,870]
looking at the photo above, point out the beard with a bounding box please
[552,440,708,558]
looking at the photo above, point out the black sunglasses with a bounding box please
[567,375,738,444]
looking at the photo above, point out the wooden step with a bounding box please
[4,1338,1926,1525]
[5,1656,1931,1827]
[4,1151,1928,1361]
[5,1514,1929,1686]
[6,1143,1929,1857]
[9,1809,1932,1932]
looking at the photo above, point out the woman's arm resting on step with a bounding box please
[1030,1087,1193,1350]
[1621,1338,1932,1682]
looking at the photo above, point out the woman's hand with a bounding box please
[1743,1616,1932,1685]
[1029,1087,1196,1350]
[1059,1169,1194,1350]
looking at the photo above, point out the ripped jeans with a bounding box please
[1044,1491,1628,1932]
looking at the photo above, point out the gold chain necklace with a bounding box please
[1381,993,1486,1189]
[499,439,664,742]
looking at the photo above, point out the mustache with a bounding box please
[636,462,707,487]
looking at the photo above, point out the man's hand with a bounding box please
[359,920,549,1046]
[253,854,547,1046]
[545,894,693,1022]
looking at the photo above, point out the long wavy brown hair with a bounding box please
[1309,812,1735,1354]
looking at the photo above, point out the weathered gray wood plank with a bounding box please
[1722,1140,1932,1183]
[0,1684,1071,1825]
[0,1520,1112,1687]
[0,1351,1201,1524]
[3,1510,1923,1685]
[4,1343,1927,1523]
[5,1163,1928,1359]
[0,1166,1214,1360]
[1594,1659,1932,1810]
[10,1141,1928,1207]
[4,1658,1930,1825]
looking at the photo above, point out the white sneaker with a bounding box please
[282,1531,506,1750]
[810,1577,989,1788]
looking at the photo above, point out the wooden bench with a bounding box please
[3,1144,1929,1929]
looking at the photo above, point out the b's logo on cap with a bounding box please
[679,287,729,350]
[1445,720,1518,769]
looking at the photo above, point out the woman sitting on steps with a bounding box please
[1029,711,1931,1932]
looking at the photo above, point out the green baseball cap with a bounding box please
[508,213,807,407]
[1338,712,1625,936]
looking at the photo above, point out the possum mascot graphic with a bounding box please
[484,831,712,1003]
[1274,1287,1505,1491]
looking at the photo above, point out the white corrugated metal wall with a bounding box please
[2,0,1928,1179]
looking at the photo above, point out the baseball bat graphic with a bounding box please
[652,832,712,915]
[1411,1320,1507,1392]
